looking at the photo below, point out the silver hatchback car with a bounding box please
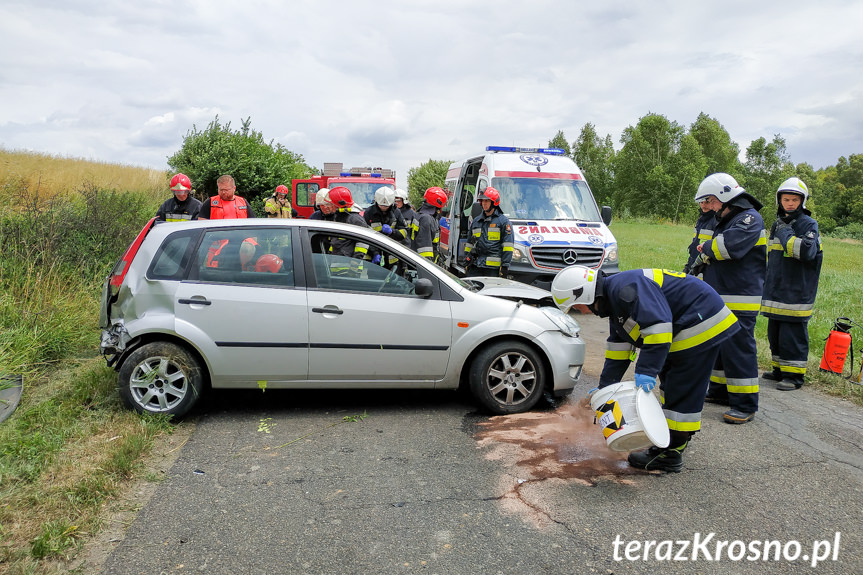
[99,218,584,417]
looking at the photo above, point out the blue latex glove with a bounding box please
[381,224,393,235]
[371,254,382,265]
[634,373,656,392]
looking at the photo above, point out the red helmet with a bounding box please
[254,254,283,273]
[424,187,447,208]
[478,186,501,206]
[275,184,289,196]
[170,173,192,193]
[328,186,354,209]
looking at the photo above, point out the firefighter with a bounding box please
[199,174,255,219]
[393,188,418,248]
[264,185,294,218]
[682,192,717,275]
[364,186,407,242]
[760,177,823,390]
[155,173,202,222]
[412,187,447,262]
[308,188,332,220]
[327,187,371,272]
[692,173,766,424]
[464,186,513,277]
[552,266,740,472]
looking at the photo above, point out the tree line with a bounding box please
[548,113,863,237]
[168,114,862,239]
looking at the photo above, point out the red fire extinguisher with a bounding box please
[820,317,854,376]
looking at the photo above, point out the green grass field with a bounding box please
[612,219,863,399]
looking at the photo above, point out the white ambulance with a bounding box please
[440,146,619,289]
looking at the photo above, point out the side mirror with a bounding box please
[470,202,482,219]
[414,278,434,298]
[601,206,612,226]
[460,190,474,212]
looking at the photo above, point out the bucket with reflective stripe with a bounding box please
[589,381,655,452]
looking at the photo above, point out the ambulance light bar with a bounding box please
[486,146,566,155]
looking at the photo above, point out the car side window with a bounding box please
[148,230,196,280]
[309,231,418,295]
[194,228,294,287]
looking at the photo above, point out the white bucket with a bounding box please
[589,381,667,452]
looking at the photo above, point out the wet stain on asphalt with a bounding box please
[474,395,646,526]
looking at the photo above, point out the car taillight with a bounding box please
[110,218,157,292]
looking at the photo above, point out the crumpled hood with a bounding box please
[472,276,554,306]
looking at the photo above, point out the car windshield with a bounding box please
[331,182,394,209]
[490,177,601,221]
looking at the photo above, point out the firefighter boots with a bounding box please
[723,409,755,424]
[776,376,804,391]
[761,369,782,382]
[627,445,685,473]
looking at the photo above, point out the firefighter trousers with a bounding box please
[709,314,759,413]
[657,343,723,435]
[767,318,809,383]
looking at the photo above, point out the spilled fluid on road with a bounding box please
[474,395,644,486]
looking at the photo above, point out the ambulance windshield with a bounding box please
[490,178,601,221]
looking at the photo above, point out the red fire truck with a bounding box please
[291,163,396,218]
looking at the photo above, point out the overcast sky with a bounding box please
[1,1,861,188]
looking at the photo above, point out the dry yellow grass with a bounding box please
[0,148,167,204]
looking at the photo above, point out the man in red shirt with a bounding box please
[199,174,256,219]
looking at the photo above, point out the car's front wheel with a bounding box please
[469,341,545,414]
[118,342,203,418]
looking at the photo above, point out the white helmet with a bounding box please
[374,186,396,207]
[315,188,331,206]
[694,173,746,204]
[551,265,599,313]
[776,177,809,208]
[394,188,409,202]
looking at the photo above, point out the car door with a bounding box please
[305,228,452,383]
[173,226,309,387]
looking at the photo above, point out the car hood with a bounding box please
[470,277,554,306]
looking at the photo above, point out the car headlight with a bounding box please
[605,243,618,264]
[541,307,581,337]
[512,247,529,263]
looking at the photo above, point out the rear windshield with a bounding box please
[489,177,601,221]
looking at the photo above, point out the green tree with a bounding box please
[740,135,795,212]
[407,159,451,207]
[689,112,741,176]
[548,130,572,157]
[572,123,616,208]
[167,116,313,203]
[615,113,707,222]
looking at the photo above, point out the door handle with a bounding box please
[178,298,212,306]
[312,307,343,315]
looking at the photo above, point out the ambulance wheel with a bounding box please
[469,341,545,414]
[118,342,203,418]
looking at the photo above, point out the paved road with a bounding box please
[101,313,863,574]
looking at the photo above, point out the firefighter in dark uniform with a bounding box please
[553,266,740,472]
[327,187,371,275]
[760,177,823,390]
[683,195,717,275]
[692,173,767,424]
[412,187,447,263]
[394,188,418,248]
[464,186,513,278]
[364,186,408,268]
[155,173,202,222]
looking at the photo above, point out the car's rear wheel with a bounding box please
[469,341,545,414]
[118,342,203,418]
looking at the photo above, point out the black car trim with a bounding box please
[216,342,307,348]
[310,343,450,351]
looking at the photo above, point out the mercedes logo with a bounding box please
[562,249,578,265]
